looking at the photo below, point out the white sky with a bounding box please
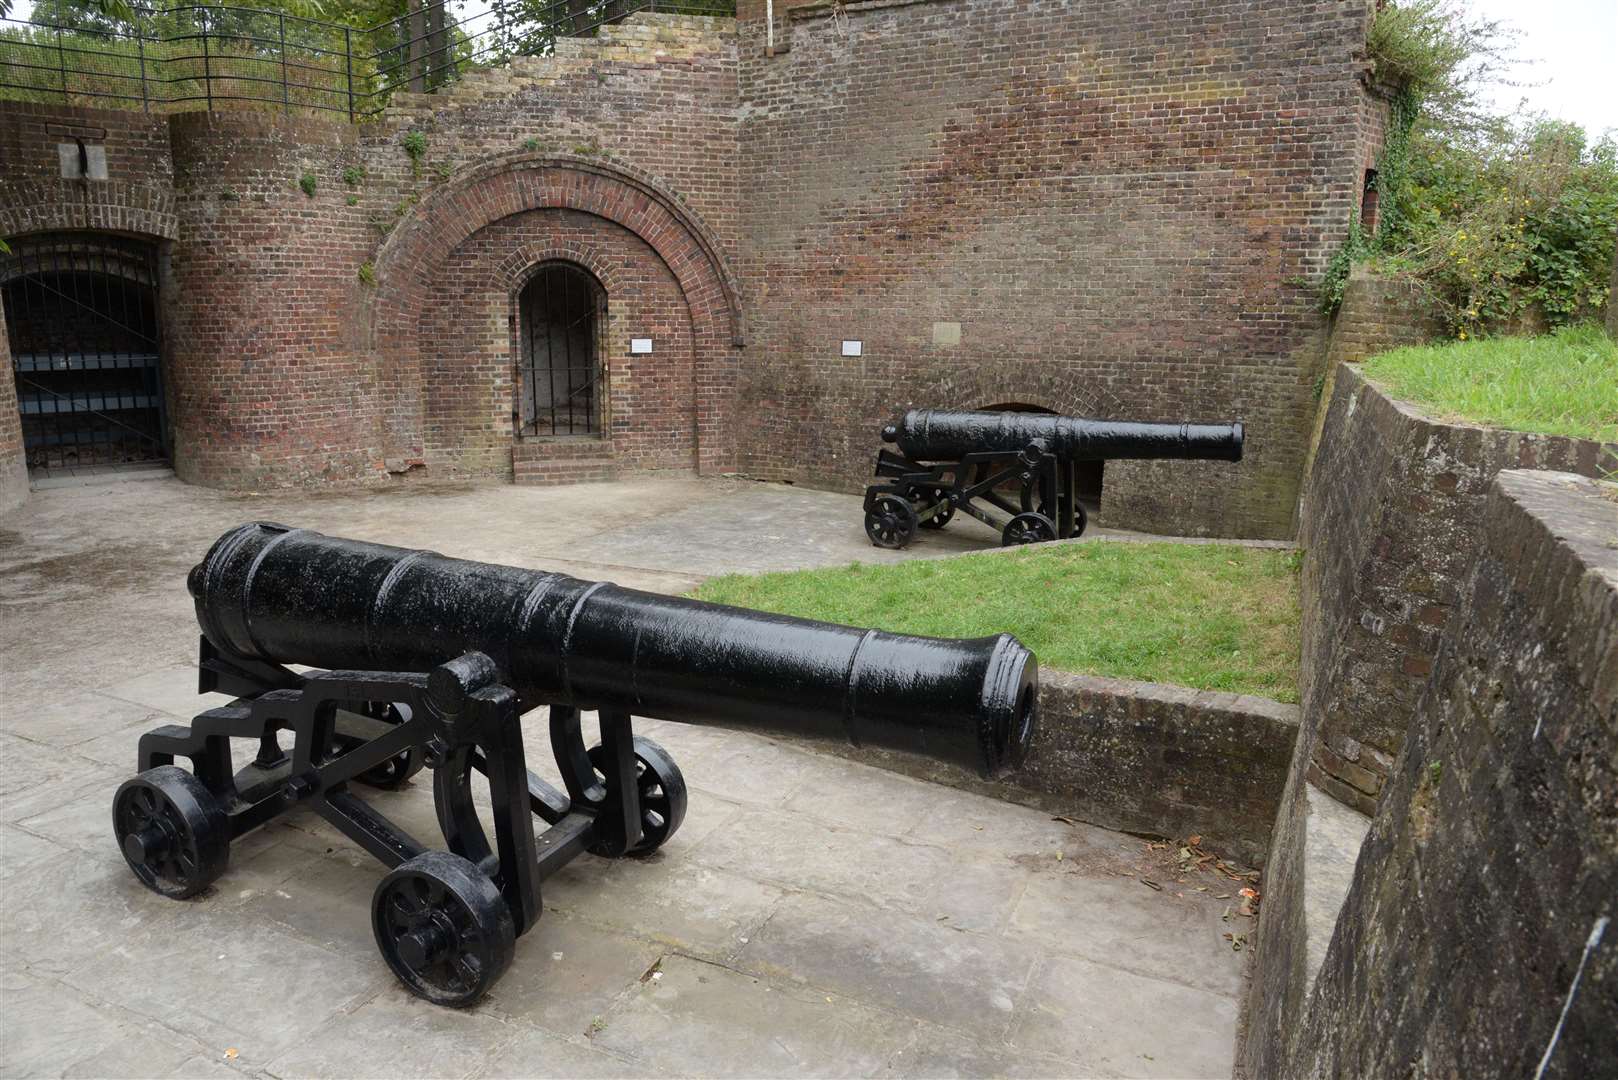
[1467,0,1618,137]
[11,0,1618,136]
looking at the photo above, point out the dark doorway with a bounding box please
[518,262,604,437]
[2,232,167,473]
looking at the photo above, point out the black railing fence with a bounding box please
[0,1,732,120]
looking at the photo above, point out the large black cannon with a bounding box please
[863,409,1244,548]
[111,523,1038,1006]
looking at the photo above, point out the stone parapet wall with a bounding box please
[1298,365,1616,812]
[815,668,1299,869]
[1272,471,1618,1077]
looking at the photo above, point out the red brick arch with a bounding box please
[369,154,742,475]
[0,180,178,242]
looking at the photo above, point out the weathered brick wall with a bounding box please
[5,3,1386,507]
[1298,366,1617,813]
[356,14,743,480]
[1325,266,1442,368]
[0,314,23,510]
[733,0,1383,540]
[1285,471,1618,1077]
[164,111,386,488]
[0,102,176,240]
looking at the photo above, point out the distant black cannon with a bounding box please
[111,523,1038,1006]
[863,409,1244,548]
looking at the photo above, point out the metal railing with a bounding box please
[0,1,733,120]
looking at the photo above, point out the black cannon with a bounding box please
[111,523,1038,1006]
[863,409,1244,549]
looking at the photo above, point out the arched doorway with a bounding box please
[1,232,167,474]
[517,262,606,437]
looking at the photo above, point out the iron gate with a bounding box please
[518,262,604,437]
[2,232,168,472]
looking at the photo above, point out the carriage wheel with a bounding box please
[372,851,515,1008]
[865,494,919,549]
[586,736,689,857]
[112,765,230,900]
[1002,512,1058,547]
[907,485,956,530]
[355,703,426,790]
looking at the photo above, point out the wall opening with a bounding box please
[1,232,168,475]
[517,261,606,438]
[1360,168,1380,234]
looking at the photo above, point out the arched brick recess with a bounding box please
[419,216,699,479]
[370,154,742,476]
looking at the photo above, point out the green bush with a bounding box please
[1327,2,1617,337]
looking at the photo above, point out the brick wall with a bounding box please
[357,14,742,480]
[0,102,176,240]
[164,111,386,488]
[1286,471,1618,1076]
[1298,366,1617,813]
[422,207,698,478]
[0,315,23,510]
[733,0,1384,540]
[4,3,1386,513]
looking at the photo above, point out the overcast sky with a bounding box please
[1466,0,1618,137]
[10,0,1617,136]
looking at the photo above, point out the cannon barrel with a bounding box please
[880,409,1244,462]
[188,524,1037,778]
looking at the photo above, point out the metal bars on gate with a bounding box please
[0,233,169,472]
[519,263,602,439]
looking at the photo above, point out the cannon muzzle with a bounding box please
[188,524,1037,778]
[887,409,1243,462]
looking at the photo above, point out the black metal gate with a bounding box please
[1,232,167,472]
[518,262,603,437]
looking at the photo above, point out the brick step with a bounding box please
[512,438,618,487]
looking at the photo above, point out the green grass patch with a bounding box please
[692,543,1302,702]
[1358,324,1618,442]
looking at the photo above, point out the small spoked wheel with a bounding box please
[1002,512,1058,547]
[355,703,426,791]
[865,494,919,549]
[586,736,689,857]
[111,765,230,900]
[907,485,955,530]
[372,852,515,1008]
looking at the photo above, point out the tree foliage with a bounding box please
[1334,0,1618,337]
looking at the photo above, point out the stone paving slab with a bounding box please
[1,477,1248,1078]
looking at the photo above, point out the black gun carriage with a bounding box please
[863,409,1245,549]
[110,523,1038,1006]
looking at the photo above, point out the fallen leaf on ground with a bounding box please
[1141,877,1163,891]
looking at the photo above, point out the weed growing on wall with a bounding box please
[342,165,366,186]
[298,171,318,197]
[402,130,428,176]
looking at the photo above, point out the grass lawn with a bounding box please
[1358,324,1617,442]
[692,542,1301,702]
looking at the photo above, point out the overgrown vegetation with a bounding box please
[1331,1,1618,337]
[1360,324,1618,441]
[298,170,318,197]
[693,543,1302,701]
[401,129,427,175]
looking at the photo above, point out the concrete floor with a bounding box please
[1,475,1246,1079]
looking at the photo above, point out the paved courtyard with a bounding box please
[1,474,1246,1078]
